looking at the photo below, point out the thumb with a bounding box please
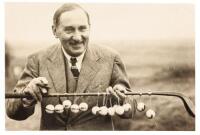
[34,77,48,86]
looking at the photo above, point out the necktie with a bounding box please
[70,57,80,79]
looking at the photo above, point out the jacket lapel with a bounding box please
[76,46,101,94]
[46,45,101,95]
[47,44,66,94]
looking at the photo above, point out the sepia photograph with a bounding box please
[5,2,195,131]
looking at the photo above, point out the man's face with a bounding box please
[53,9,90,57]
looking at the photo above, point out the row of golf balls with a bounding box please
[45,100,132,115]
[45,100,155,118]
[91,103,132,116]
[45,100,88,114]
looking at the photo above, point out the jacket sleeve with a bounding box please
[110,53,137,119]
[110,53,130,88]
[6,54,39,120]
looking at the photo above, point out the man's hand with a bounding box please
[106,84,128,102]
[22,77,48,107]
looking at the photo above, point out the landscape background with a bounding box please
[5,39,195,130]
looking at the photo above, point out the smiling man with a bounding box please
[6,3,133,130]
[52,5,90,57]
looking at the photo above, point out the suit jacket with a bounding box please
[6,44,131,130]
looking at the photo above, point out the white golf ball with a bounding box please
[99,106,108,116]
[79,102,88,111]
[62,100,72,109]
[55,104,64,113]
[123,103,132,112]
[92,106,100,115]
[71,104,79,113]
[45,104,55,114]
[108,107,115,116]
[115,105,125,115]
[137,102,145,112]
[146,109,156,119]
[113,104,118,110]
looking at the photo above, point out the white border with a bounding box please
[195,0,199,133]
[0,0,5,132]
[0,0,198,135]
[2,0,196,3]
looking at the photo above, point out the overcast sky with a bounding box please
[5,3,194,46]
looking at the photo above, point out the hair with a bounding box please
[53,3,90,27]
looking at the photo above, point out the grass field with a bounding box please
[5,39,195,130]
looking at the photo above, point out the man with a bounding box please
[6,3,134,130]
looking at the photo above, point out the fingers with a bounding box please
[106,86,120,100]
[107,85,128,101]
[33,77,48,87]
[22,98,37,107]
[23,77,49,103]
[24,84,42,102]
[34,86,43,101]
[115,90,126,100]
[40,87,48,94]
[113,84,127,93]
[113,84,127,100]
[35,77,49,94]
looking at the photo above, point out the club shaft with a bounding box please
[4,91,188,98]
[5,91,195,118]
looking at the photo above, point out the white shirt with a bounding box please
[61,46,85,72]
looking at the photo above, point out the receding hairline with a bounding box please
[53,3,90,26]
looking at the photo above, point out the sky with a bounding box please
[5,3,194,46]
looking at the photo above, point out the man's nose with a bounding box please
[72,31,82,41]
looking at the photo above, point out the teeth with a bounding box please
[45,104,55,114]
[69,41,83,45]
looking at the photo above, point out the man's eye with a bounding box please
[79,26,88,32]
[64,27,74,33]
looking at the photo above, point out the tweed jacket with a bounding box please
[6,44,131,130]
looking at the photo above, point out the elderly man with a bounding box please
[6,3,134,130]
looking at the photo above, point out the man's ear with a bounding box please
[52,25,58,38]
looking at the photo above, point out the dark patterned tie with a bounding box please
[70,57,80,79]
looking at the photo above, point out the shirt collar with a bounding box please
[61,46,85,64]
